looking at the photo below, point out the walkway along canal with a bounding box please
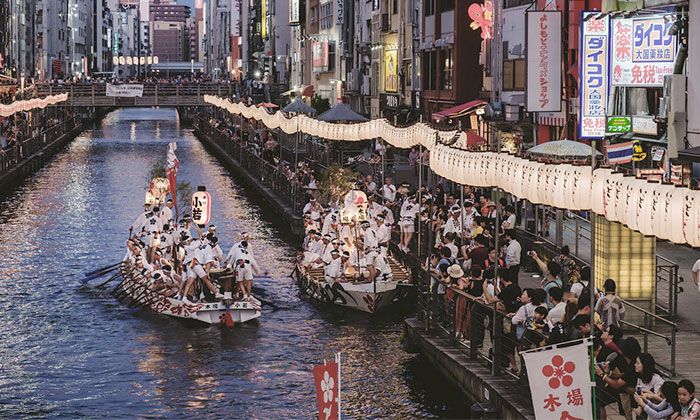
[0,108,469,418]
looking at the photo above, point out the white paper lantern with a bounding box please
[668,186,686,244]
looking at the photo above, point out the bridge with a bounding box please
[35,82,236,107]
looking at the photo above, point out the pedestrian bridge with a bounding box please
[35,82,235,107]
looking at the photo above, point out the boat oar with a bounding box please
[84,262,123,277]
[95,270,123,288]
[83,263,123,283]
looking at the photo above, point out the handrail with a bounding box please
[620,320,672,344]
[618,296,678,329]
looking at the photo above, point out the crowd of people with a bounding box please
[124,199,264,304]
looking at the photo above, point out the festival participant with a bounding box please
[373,251,393,281]
[375,214,391,253]
[381,177,397,206]
[181,235,223,303]
[159,199,175,227]
[160,224,175,259]
[303,197,322,222]
[207,225,224,265]
[130,203,153,238]
[226,233,265,301]
[443,206,463,237]
[398,194,419,252]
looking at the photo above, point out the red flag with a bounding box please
[313,356,340,420]
[166,142,179,214]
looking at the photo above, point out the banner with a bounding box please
[313,353,341,420]
[166,142,179,214]
[579,12,609,139]
[289,0,300,25]
[385,49,398,93]
[610,15,677,86]
[191,189,211,226]
[526,11,561,112]
[106,83,144,98]
[313,41,329,72]
[231,0,241,36]
[522,343,593,420]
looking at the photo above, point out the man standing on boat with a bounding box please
[159,199,175,227]
[130,203,152,239]
[225,232,266,301]
[181,235,223,303]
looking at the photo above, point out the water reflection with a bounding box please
[0,108,467,419]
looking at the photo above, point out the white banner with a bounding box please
[522,343,593,420]
[526,11,562,112]
[289,0,300,24]
[610,15,677,86]
[106,83,144,98]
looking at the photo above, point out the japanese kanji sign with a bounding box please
[610,15,677,86]
[191,189,211,226]
[526,11,562,112]
[579,12,609,139]
[313,353,341,420]
[522,342,592,420]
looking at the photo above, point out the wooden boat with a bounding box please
[295,255,412,313]
[118,262,262,325]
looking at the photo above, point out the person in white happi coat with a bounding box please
[443,206,463,237]
[398,194,419,252]
[225,232,266,300]
[360,220,379,281]
[303,198,322,222]
[375,214,391,254]
[207,225,224,266]
[159,199,175,227]
[324,249,345,285]
[130,203,152,238]
[373,252,394,281]
[181,235,223,303]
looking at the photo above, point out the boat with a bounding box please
[117,262,262,325]
[295,255,412,313]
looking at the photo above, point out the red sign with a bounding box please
[312,41,329,72]
[313,360,340,420]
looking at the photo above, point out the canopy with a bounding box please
[256,102,279,109]
[432,100,487,122]
[282,98,316,114]
[527,139,603,158]
[316,102,369,122]
[453,131,487,148]
[301,85,314,98]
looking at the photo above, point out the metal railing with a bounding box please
[0,116,77,177]
[655,254,681,321]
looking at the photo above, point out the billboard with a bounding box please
[231,0,241,37]
[385,49,398,93]
[526,11,562,112]
[290,0,300,25]
[313,41,329,72]
[610,16,678,86]
[579,12,609,139]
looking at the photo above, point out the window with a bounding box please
[441,0,454,12]
[328,41,336,72]
[423,51,437,90]
[372,61,379,97]
[393,0,398,14]
[320,2,332,30]
[425,0,434,16]
[310,6,318,24]
[440,49,453,90]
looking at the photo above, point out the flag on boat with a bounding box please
[166,142,179,212]
[606,141,634,164]
[521,341,592,420]
[313,353,341,420]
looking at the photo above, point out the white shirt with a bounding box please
[362,229,378,249]
[375,224,391,245]
[443,217,462,235]
[367,181,376,193]
[502,213,517,229]
[381,184,396,202]
[130,211,149,235]
[160,206,174,227]
[445,242,459,260]
[325,257,344,280]
[548,301,567,323]
[399,199,419,223]
[505,239,521,266]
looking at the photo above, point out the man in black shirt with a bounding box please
[483,267,521,373]
[594,337,640,419]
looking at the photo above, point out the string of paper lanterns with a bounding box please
[0,93,69,117]
[206,94,700,248]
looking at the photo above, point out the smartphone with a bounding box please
[636,386,642,395]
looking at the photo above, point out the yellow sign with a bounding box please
[385,49,398,93]
[261,0,267,39]
[632,140,647,162]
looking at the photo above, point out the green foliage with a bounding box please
[317,164,361,205]
[177,181,194,216]
[147,159,167,183]
[311,95,331,115]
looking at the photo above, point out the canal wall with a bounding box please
[404,317,535,419]
[192,122,305,237]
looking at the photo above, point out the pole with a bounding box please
[418,144,423,257]
[336,352,342,419]
[590,139,597,420]
[494,132,501,281]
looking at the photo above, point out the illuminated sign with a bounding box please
[610,15,678,86]
[468,0,494,40]
[579,12,609,139]
[385,49,398,93]
[606,116,631,134]
[525,11,562,112]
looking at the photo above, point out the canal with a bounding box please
[0,108,468,418]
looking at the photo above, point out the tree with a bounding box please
[311,95,331,115]
[317,164,361,206]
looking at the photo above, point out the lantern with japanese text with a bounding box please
[191,187,212,226]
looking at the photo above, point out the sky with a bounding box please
[178,0,195,10]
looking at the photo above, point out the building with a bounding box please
[149,3,191,22]
[68,0,93,78]
[94,0,115,74]
[9,0,37,78]
[36,0,70,79]
[152,21,187,62]
[0,2,9,78]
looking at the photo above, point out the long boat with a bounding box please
[118,262,262,325]
[295,255,413,314]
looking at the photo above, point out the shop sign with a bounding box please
[651,146,665,161]
[632,140,647,161]
[606,116,631,134]
[380,94,399,109]
[289,0,300,25]
[525,11,561,112]
[312,41,329,72]
[579,12,609,139]
[632,116,658,136]
[385,49,398,93]
[610,15,678,86]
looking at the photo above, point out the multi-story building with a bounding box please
[68,0,93,78]
[0,2,9,78]
[152,21,187,62]
[36,0,70,79]
[94,0,114,74]
[9,0,37,79]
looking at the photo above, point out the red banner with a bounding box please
[165,142,179,215]
[313,360,340,420]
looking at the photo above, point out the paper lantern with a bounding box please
[651,183,674,241]
[683,189,700,247]
[668,186,686,244]
[625,178,642,232]
[637,181,655,236]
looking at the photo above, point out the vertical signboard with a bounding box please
[526,11,562,112]
[336,0,344,25]
[579,12,609,139]
[385,49,398,93]
[231,0,241,37]
[261,0,267,39]
[610,15,678,86]
[313,41,329,72]
[289,0,300,25]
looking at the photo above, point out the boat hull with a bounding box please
[119,264,261,325]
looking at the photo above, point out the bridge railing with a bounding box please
[35,82,236,105]
[0,116,77,177]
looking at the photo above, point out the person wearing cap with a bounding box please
[159,199,175,227]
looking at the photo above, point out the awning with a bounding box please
[678,146,700,163]
[432,100,487,122]
[617,132,667,145]
[301,85,314,97]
